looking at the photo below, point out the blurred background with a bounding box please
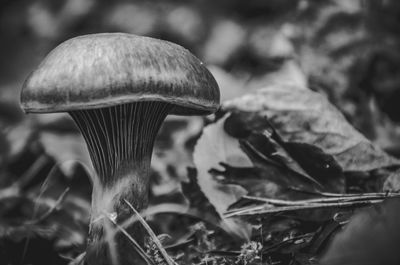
[1,0,400,264]
[2,0,400,145]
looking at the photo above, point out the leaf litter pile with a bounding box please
[2,1,400,265]
[2,81,400,265]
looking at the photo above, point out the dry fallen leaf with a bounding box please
[223,84,400,173]
[224,111,343,192]
[193,115,252,240]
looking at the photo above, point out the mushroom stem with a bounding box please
[70,101,172,264]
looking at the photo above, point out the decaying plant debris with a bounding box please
[2,1,400,265]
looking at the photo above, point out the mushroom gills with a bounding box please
[69,101,172,213]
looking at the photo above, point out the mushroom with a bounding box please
[20,33,220,265]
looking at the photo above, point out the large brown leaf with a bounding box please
[223,84,400,173]
[223,111,343,192]
[193,115,252,240]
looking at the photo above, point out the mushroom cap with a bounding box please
[20,33,220,115]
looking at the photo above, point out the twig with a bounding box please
[164,238,195,251]
[261,233,314,253]
[225,192,400,217]
[21,164,60,264]
[225,199,384,217]
[26,187,70,225]
[67,252,86,265]
[124,200,176,265]
[0,155,50,201]
[18,154,50,189]
[288,186,397,197]
[241,193,400,205]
